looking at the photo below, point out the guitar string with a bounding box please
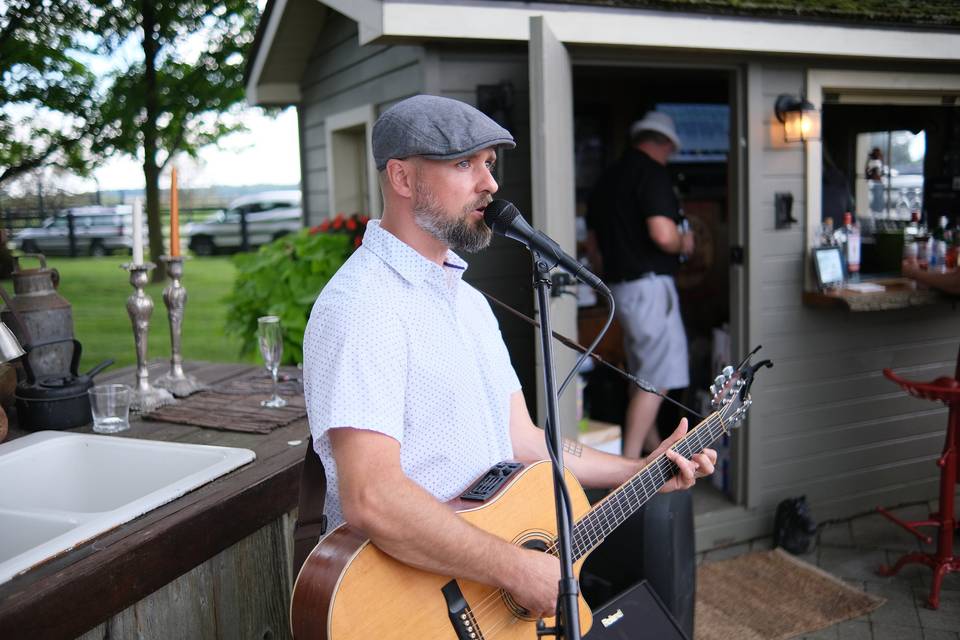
[463,411,731,629]
[464,410,730,626]
[478,608,522,639]
[547,411,728,558]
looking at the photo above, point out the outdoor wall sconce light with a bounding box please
[774,94,821,143]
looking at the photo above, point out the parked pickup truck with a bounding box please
[12,206,136,257]
[184,191,303,255]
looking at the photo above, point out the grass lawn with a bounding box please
[3,256,254,373]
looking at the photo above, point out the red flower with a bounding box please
[346,218,357,231]
[354,236,362,248]
[318,220,331,232]
[358,215,370,225]
[308,225,322,235]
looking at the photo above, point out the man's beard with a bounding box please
[413,180,492,253]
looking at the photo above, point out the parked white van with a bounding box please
[184,191,302,255]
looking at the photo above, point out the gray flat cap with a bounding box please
[372,95,515,170]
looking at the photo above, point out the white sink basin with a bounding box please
[0,431,255,584]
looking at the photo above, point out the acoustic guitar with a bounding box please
[290,364,760,639]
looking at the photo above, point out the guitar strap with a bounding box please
[293,435,328,574]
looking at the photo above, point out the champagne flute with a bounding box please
[258,315,287,408]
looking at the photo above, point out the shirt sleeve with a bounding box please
[303,294,407,445]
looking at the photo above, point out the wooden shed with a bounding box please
[245,0,960,549]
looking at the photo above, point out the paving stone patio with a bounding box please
[697,501,960,640]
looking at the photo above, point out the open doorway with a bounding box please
[572,65,739,513]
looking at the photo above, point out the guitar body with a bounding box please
[290,461,595,639]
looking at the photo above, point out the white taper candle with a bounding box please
[132,198,144,266]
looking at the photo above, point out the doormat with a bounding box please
[695,549,884,640]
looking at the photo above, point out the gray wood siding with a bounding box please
[77,512,296,640]
[427,45,539,415]
[298,12,426,225]
[744,62,957,523]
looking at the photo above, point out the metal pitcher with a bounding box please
[0,254,75,378]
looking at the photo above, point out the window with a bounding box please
[855,129,925,219]
[804,70,960,285]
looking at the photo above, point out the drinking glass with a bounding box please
[88,384,133,434]
[258,315,287,408]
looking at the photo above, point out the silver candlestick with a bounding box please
[123,262,175,412]
[155,256,205,397]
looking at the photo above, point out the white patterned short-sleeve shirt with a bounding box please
[302,220,521,530]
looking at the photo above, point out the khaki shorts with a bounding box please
[611,275,689,391]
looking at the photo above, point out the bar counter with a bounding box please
[802,277,950,311]
[0,361,308,639]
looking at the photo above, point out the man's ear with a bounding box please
[385,159,416,199]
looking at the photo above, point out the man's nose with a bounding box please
[477,166,498,194]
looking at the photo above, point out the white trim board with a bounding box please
[245,0,290,105]
[324,104,381,221]
[380,1,960,60]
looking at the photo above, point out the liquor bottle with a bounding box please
[916,218,930,270]
[843,212,861,280]
[817,217,835,247]
[950,226,960,271]
[934,216,949,242]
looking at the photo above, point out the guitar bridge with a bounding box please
[459,462,523,501]
[441,580,485,639]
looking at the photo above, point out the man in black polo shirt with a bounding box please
[586,111,694,459]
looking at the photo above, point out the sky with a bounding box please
[82,107,301,192]
[16,1,302,195]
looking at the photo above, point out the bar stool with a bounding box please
[877,361,960,609]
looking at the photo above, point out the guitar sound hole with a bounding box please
[502,534,555,620]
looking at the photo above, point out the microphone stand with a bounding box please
[531,251,581,640]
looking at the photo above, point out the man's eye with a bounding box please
[457,160,470,168]
[486,161,497,171]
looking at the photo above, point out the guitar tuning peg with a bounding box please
[722,365,734,379]
[709,384,717,397]
[714,374,725,388]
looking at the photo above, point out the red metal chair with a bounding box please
[877,358,960,609]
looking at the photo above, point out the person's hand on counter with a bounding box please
[902,257,960,295]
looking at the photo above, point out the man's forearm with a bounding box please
[345,473,529,592]
[907,268,960,295]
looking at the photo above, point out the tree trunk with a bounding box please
[141,0,166,282]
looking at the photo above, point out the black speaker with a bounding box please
[584,580,689,640]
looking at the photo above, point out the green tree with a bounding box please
[0,1,102,187]
[93,0,260,278]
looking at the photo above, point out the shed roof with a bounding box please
[508,0,960,29]
[245,0,960,107]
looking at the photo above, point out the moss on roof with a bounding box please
[520,0,960,29]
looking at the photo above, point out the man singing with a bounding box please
[302,95,715,619]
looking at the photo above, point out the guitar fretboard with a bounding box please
[547,410,731,561]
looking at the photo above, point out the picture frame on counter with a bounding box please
[813,246,844,290]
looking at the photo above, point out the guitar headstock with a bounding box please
[709,348,773,429]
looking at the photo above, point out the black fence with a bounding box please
[0,206,219,258]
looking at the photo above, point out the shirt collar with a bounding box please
[362,220,469,286]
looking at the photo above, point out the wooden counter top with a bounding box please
[802,277,950,311]
[0,361,308,639]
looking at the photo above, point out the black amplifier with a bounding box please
[585,580,689,640]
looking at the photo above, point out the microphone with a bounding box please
[483,199,608,293]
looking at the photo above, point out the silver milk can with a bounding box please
[1,255,75,378]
